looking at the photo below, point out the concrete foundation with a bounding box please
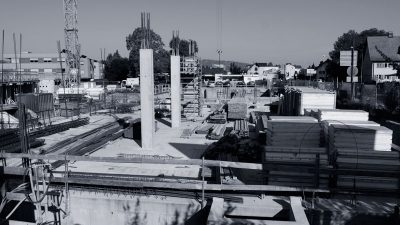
[140,49,154,150]
[170,55,181,128]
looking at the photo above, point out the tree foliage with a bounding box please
[126,28,169,77]
[229,62,244,74]
[104,50,130,81]
[169,37,198,57]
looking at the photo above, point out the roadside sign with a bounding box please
[340,51,358,66]
[346,66,358,76]
[346,76,359,82]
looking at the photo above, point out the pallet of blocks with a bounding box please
[233,119,249,138]
[282,86,336,116]
[208,124,227,140]
[263,146,329,188]
[328,123,400,192]
[265,116,321,148]
[227,98,247,120]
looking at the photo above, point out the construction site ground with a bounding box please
[46,111,216,179]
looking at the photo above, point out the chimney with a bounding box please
[388,31,394,38]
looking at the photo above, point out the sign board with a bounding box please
[346,76,359,82]
[346,66,358,76]
[340,51,358,66]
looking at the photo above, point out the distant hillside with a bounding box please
[202,59,250,70]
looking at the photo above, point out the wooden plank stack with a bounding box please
[263,146,329,188]
[208,112,227,124]
[265,116,321,148]
[227,98,248,120]
[208,124,227,140]
[195,123,214,134]
[233,119,249,138]
[281,86,336,116]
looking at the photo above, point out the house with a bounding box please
[247,63,279,76]
[283,63,301,79]
[362,34,400,83]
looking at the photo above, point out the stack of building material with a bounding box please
[328,124,393,152]
[233,119,249,138]
[328,123,399,192]
[263,146,329,188]
[317,109,369,122]
[335,149,399,191]
[266,116,321,147]
[227,98,248,120]
[208,112,227,124]
[384,120,400,146]
[0,129,45,153]
[195,123,214,134]
[208,124,227,140]
[282,86,336,116]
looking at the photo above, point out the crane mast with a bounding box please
[63,0,80,88]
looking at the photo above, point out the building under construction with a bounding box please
[1,1,400,225]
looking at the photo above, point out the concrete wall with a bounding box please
[61,190,202,225]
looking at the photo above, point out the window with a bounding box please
[376,63,386,68]
[30,58,38,63]
[44,69,52,73]
[43,58,52,63]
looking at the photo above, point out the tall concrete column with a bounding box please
[170,55,181,128]
[140,49,154,150]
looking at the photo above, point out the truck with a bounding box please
[122,78,139,88]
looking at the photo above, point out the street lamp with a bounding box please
[217,49,222,67]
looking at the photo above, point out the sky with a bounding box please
[1,0,400,67]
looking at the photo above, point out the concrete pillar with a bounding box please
[140,49,154,150]
[170,55,181,128]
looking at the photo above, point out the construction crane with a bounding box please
[62,0,81,88]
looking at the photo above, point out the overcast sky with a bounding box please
[1,0,399,67]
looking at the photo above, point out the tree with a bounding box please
[168,38,198,57]
[229,62,243,74]
[104,50,130,81]
[126,28,169,77]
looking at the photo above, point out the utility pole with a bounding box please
[350,45,354,101]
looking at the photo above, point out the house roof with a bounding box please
[254,63,269,67]
[367,36,400,62]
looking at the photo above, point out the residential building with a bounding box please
[361,35,400,83]
[247,63,279,76]
[2,52,104,82]
[283,63,301,79]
